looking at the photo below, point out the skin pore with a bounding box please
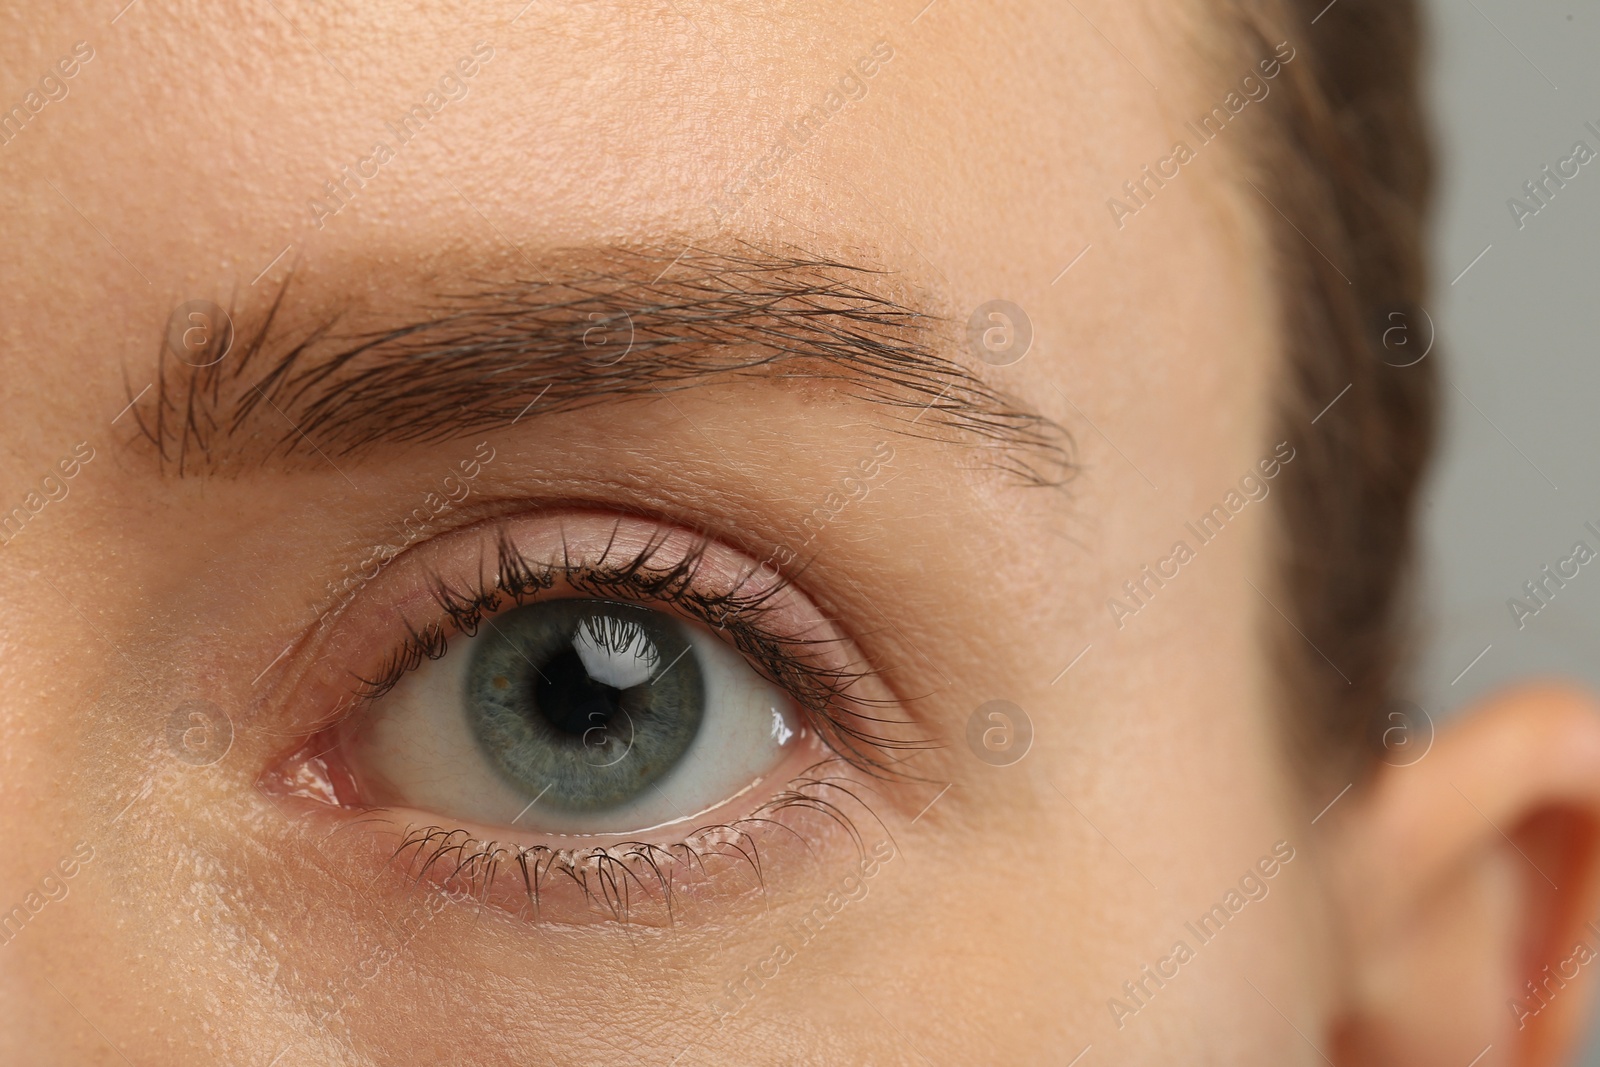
[3,1,1600,1064]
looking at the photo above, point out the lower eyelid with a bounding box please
[268,750,881,927]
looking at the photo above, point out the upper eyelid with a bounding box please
[284,511,927,778]
[354,527,786,699]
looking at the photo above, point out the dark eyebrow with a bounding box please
[133,246,1071,486]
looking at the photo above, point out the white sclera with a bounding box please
[346,611,803,836]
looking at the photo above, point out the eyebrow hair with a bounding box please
[133,245,1072,486]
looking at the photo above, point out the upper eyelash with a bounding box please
[349,522,927,777]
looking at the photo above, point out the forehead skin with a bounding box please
[0,1,1322,1064]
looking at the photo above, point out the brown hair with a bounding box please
[1227,0,1438,777]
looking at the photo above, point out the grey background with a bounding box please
[1415,0,1600,1060]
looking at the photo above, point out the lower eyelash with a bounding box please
[352,522,928,778]
[380,759,888,925]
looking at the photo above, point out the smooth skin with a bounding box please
[1,1,1598,1064]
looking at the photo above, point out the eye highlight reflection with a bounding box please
[472,601,705,810]
[342,596,806,834]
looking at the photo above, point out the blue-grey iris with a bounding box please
[465,599,704,812]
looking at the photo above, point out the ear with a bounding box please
[1327,685,1600,1067]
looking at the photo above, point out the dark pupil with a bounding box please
[467,599,705,812]
[534,646,630,742]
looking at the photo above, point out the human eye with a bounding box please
[346,595,799,835]
[264,511,911,922]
